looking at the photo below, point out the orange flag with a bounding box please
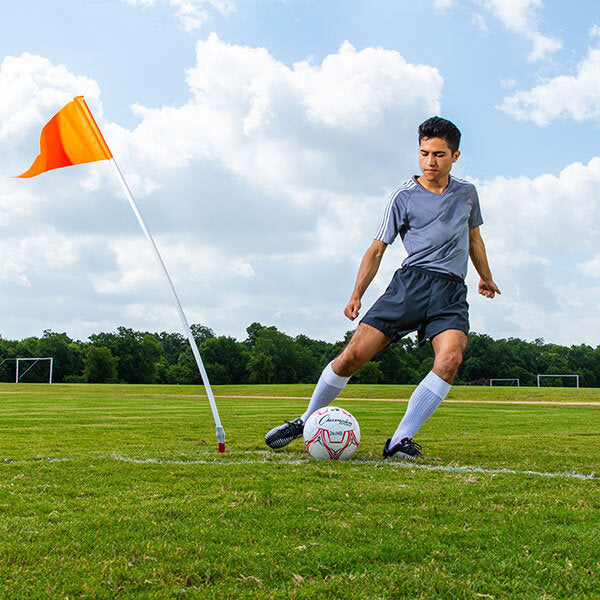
[17,96,112,178]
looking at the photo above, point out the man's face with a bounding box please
[418,137,459,183]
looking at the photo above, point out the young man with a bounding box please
[265,116,500,458]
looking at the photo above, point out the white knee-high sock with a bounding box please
[391,371,451,445]
[300,362,351,424]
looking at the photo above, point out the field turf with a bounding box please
[0,383,598,599]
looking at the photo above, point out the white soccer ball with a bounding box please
[303,406,360,460]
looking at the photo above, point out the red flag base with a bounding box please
[218,442,225,453]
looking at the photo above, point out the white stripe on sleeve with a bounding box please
[374,180,414,242]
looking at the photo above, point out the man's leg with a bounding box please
[300,323,391,422]
[265,323,391,449]
[385,329,467,458]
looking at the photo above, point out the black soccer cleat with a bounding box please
[265,418,304,449]
[382,437,422,460]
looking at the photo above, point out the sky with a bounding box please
[1,0,600,346]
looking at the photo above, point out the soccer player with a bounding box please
[265,116,500,458]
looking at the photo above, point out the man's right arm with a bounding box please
[344,240,388,320]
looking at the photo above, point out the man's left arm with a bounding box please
[469,227,501,299]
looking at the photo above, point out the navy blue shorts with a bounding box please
[361,266,469,345]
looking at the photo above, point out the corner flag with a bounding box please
[17,96,113,178]
[16,96,226,453]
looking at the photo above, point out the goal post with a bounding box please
[536,374,579,388]
[490,378,520,386]
[0,357,54,384]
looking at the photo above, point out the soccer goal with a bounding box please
[536,374,579,388]
[0,357,54,384]
[489,378,520,386]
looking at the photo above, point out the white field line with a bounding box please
[1,453,596,480]
[1,457,69,464]
[110,452,598,480]
[377,461,597,480]
[212,395,600,406]
[112,455,308,466]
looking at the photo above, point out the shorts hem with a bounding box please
[360,317,399,341]
[421,324,469,345]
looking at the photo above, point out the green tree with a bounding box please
[83,346,118,383]
[248,352,275,383]
[154,331,187,366]
[165,363,198,385]
[376,340,420,384]
[353,361,383,384]
[88,327,163,383]
[190,324,215,346]
[246,324,318,383]
[200,336,248,384]
[462,357,484,382]
[37,330,82,383]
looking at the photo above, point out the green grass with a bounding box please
[0,383,598,599]
[210,382,600,402]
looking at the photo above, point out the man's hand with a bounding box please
[469,229,500,299]
[478,279,501,298]
[343,240,387,321]
[344,298,362,320]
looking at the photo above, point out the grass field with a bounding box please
[0,383,598,599]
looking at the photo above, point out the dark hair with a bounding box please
[418,116,461,154]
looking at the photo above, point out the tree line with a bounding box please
[0,324,597,387]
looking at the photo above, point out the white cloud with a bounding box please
[0,256,31,287]
[433,0,562,61]
[479,158,600,251]
[0,53,101,146]
[499,47,600,125]
[126,34,442,201]
[589,24,600,37]
[472,12,490,35]
[5,41,600,347]
[528,31,562,61]
[482,0,561,61]
[172,0,235,31]
[467,156,600,344]
[229,258,255,278]
[0,44,442,342]
[122,0,235,31]
[0,226,83,290]
[433,0,456,9]
[483,0,538,33]
[577,253,600,277]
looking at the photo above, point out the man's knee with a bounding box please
[332,323,391,377]
[434,348,464,379]
[333,346,367,377]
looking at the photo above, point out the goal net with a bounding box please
[536,374,579,388]
[0,357,54,383]
[489,378,520,386]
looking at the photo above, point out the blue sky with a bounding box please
[3,0,598,178]
[2,1,600,346]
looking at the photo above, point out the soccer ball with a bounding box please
[303,406,360,460]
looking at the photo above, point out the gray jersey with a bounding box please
[374,175,483,279]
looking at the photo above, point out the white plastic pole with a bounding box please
[108,158,225,452]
